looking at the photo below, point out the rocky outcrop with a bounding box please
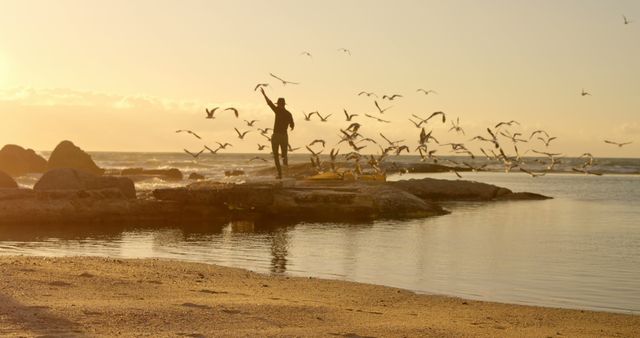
[188,173,205,180]
[117,168,183,181]
[0,144,47,177]
[34,168,135,199]
[0,176,549,226]
[0,171,18,189]
[0,189,182,225]
[390,178,550,201]
[154,180,447,221]
[47,140,103,175]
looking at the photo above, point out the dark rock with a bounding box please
[0,188,35,200]
[495,192,550,200]
[34,168,135,199]
[225,169,245,177]
[188,172,205,180]
[154,180,447,221]
[0,144,47,177]
[120,168,183,181]
[0,170,19,188]
[47,140,103,175]
[391,177,550,201]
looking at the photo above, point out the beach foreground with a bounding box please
[0,257,638,337]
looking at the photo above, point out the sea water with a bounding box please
[2,152,639,314]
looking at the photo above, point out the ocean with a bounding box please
[2,152,640,314]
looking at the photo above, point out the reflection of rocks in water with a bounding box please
[229,220,256,233]
[151,229,186,246]
[270,229,289,274]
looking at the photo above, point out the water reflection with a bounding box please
[1,173,640,314]
[269,228,289,274]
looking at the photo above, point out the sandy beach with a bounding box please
[0,256,637,337]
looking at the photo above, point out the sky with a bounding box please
[0,0,638,157]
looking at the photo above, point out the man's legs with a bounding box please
[271,134,282,179]
[281,134,289,167]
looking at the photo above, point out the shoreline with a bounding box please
[1,256,637,337]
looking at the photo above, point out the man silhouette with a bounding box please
[260,88,294,179]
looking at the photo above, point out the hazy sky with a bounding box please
[0,0,638,157]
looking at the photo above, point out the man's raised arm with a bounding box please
[260,88,276,113]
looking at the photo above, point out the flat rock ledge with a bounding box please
[0,178,549,226]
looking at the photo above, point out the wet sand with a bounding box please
[0,256,637,337]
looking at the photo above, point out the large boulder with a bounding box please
[0,170,18,189]
[391,177,550,201]
[34,168,135,199]
[47,140,103,175]
[0,144,47,177]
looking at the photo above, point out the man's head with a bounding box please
[277,98,286,107]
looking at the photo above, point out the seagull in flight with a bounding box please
[382,94,403,101]
[380,133,404,146]
[204,145,221,154]
[224,107,239,118]
[269,73,299,85]
[234,128,250,140]
[288,144,301,152]
[495,120,520,129]
[358,91,377,97]
[346,122,361,133]
[337,48,351,56]
[417,89,437,95]
[301,51,313,58]
[254,83,269,91]
[408,118,423,128]
[216,142,233,149]
[205,107,219,119]
[520,167,546,178]
[257,144,267,151]
[449,117,465,135]
[309,139,326,148]
[303,111,316,121]
[414,111,446,124]
[176,130,201,139]
[317,112,332,122]
[572,167,603,176]
[374,100,392,114]
[604,140,632,147]
[343,109,358,121]
[365,113,390,123]
[529,130,550,140]
[623,15,633,25]
[249,156,268,162]
[244,119,258,127]
[581,88,591,96]
[257,127,272,135]
[538,136,557,147]
[184,148,205,159]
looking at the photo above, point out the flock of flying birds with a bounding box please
[176,16,635,179]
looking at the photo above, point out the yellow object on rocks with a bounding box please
[306,172,343,180]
